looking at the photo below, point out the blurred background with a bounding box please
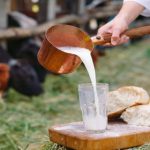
[0,0,149,149]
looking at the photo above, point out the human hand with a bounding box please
[97,18,130,46]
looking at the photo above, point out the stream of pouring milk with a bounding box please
[58,46,106,130]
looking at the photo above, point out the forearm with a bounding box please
[114,1,144,25]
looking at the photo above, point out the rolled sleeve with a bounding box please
[124,0,150,17]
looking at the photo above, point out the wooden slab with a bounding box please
[49,121,150,150]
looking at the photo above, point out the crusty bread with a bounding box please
[121,105,150,126]
[107,86,149,119]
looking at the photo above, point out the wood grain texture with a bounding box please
[49,121,150,150]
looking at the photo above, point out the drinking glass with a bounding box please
[78,83,108,133]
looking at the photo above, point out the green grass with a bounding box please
[0,39,150,150]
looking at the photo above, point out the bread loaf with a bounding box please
[121,105,150,126]
[107,86,149,118]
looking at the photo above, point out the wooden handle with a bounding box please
[92,25,150,46]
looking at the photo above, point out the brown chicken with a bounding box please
[0,63,10,97]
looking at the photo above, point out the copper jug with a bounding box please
[38,24,150,74]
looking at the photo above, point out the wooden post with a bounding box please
[47,0,57,21]
[10,0,18,11]
[77,0,86,29]
[37,0,48,23]
[0,0,11,28]
[78,0,86,15]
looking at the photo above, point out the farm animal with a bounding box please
[7,11,37,56]
[0,46,43,96]
[16,38,47,82]
[7,11,47,82]
[9,59,43,96]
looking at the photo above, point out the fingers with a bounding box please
[98,24,122,46]
[97,21,129,46]
[100,27,129,46]
[103,35,129,46]
[111,28,121,45]
[97,23,112,39]
[118,35,129,45]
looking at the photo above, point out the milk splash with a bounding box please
[57,46,106,131]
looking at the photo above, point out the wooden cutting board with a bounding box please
[49,121,150,150]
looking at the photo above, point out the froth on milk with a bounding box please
[57,46,107,131]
